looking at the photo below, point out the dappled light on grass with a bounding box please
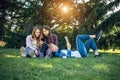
[89,49,120,54]
[99,49,120,54]
[30,62,53,69]
[93,63,110,72]
[0,49,120,80]
[54,58,62,62]
[40,64,53,69]
[73,63,81,67]
[4,54,20,58]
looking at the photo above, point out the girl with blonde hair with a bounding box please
[20,26,42,58]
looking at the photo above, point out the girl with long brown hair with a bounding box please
[20,26,42,58]
[40,25,58,58]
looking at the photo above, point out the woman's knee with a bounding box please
[49,43,59,52]
[76,35,82,42]
[76,35,81,39]
[26,47,32,52]
[26,47,33,55]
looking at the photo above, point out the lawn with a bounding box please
[0,49,120,80]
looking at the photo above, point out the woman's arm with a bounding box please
[52,34,58,45]
[26,35,36,50]
[64,36,71,50]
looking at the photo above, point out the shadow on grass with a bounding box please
[0,48,120,80]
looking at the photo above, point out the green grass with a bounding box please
[0,49,120,80]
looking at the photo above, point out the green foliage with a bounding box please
[52,24,73,49]
[0,49,120,80]
[3,31,26,48]
[0,0,120,49]
[0,24,4,39]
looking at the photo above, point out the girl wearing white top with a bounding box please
[20,27,42,58]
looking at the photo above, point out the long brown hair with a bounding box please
[42,25,53,44]
[32,26,42,47]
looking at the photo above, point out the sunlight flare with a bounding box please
[61,6,69,13]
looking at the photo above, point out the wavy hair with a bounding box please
[32,25,42,47]
[42,25,53,44]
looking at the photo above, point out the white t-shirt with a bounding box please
[31,40,37,49]
[60,50,81,58]
[26,35,37,50]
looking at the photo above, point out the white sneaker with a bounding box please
[20,46,26,57]
[29,50,36,58]
[34,49,39,56]
[45,48,52,59]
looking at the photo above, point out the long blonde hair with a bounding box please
[32,26,42,47]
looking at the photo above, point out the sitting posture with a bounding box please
[20,26,42,58]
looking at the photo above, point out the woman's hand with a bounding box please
[66,43,71,50]
[64,36,71,50]
[37,41,44,47]
[40,41,44,44]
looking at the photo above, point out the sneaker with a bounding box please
[29,50,36,58]
[96,30,103,41]
[39,52,44,58]
[94,54,102,58]
[20,46,26,57]
[34,49,39,56]
[45,48,52,59]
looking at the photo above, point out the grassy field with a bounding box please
[0,49,120,80]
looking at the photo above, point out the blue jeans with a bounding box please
[26,47,33,57]
[76,35,98,57]
[55,49,71,58]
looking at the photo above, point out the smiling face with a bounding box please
[43,28,50,36]
[32,27,41,39]
[35,29,40,38]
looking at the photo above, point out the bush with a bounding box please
[3,32,26,48]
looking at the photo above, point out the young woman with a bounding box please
[54,36,81,58]
[20,26,42,58]
[40,25,58,58]
[54,30,103,58]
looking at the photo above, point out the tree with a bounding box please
[0,0,120,49]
